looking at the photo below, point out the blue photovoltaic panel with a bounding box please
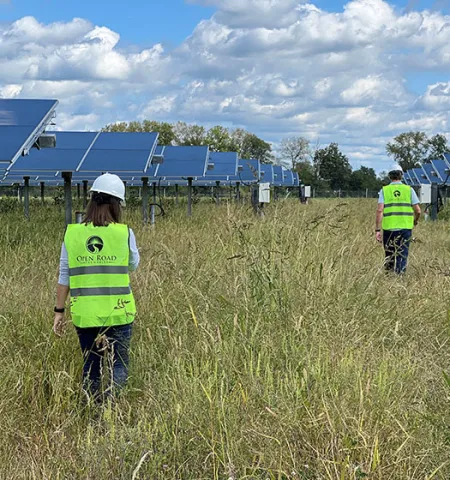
[272,165,284,186]
[206,152,238,179]
[431,159,450,183]
[422,163,439,184]
[92,132,159,151]
[413,167,430,184]
[79,132,159,172]
[407,169,419,185]
[293,172,299,187]
[283,169,294,186]
[403,173,411,186]
[229,159,260,183]
[0,99,58,165]
[155,146,210,178]
[404,171,416,186]
[260,164,274,183]
[10,131,97,172]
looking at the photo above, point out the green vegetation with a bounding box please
[1,199,449,479]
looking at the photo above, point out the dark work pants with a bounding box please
[383,229,412,274]
[75,323,132,400]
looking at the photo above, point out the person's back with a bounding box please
[53,173,140,402]
[65,222,136,328]
[375,164,421,274]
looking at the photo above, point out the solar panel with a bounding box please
[405,171,418,186]
[260,164,274,183]
[205,152,238,179]
[403,172,411,185]
[272,166,284,186]
[421,163,440,184]
[228,159,260,184]
[155,146,210,178]
[79,132,159,173]
[283,169,294,186]
[293,172,300,187]
[0,99,58,166]
[9,131,97,172]
[412,167,430,185]
[430,159,450,183]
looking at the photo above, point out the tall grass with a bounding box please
[0,198,449,479]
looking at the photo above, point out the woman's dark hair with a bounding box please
[83,192,121,227]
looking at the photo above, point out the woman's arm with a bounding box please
[128,229,140,271]
[54,243,70,336]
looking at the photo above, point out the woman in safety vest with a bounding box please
[53,173,140,401]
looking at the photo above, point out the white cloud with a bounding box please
[1,0,450,171]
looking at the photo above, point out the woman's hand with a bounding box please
[53,313,66,337]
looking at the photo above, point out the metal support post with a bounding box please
[77,183,81,200]
[151,182,157,226]
[216,180,220,206]
[431,184,438,221]
[187,177,193,217]
[175,184,179,206]
[142,178,149,224]
[62,172,73,226]
[40,182,45,204]
[24,177,30,220]
[236,182,241,204]
[82,180,88,209]
[251,184,259,216]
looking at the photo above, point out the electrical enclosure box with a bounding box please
[259,183,270,203]
[419,184,431,204]
[304,186,311,198]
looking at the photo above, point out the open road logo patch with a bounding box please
[86,236,104,253]
[393,190,401,198]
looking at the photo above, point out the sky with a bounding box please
[1,0,450,172]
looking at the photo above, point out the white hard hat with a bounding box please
[90,173,125,202]
[388,162,403,173]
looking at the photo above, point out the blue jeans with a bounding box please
[75,323,133,400]
[383,230,412,274]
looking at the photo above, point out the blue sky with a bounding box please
[1,0,450,171]
[1,0,216,46]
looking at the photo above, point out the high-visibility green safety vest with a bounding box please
[64,223,136,328]
[382,184,414,230]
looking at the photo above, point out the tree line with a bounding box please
[280,131,449,191]
[103,121,273,163]
[104,121,449,192]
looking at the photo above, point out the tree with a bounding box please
[279,136,311,169]
[173,122,207,146]
[426,133,448,161]
[141,121,175,145]
[102,120,175,145]
[349,166,382,191]
[313,143,352,190]
[205,126,234,152]
[386,131,429,170]
[294,160,315,186]
[240,133,273,163]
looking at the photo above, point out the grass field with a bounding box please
[1,198,449,479]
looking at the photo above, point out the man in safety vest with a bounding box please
[375,163,421,274]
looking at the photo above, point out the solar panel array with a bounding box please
[0,99,302,190]
[403,157,450,187]
[0,99,58,172]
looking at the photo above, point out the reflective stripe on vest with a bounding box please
[69,266,129,276]
[382,184,414,230]
[64,223,136,328]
